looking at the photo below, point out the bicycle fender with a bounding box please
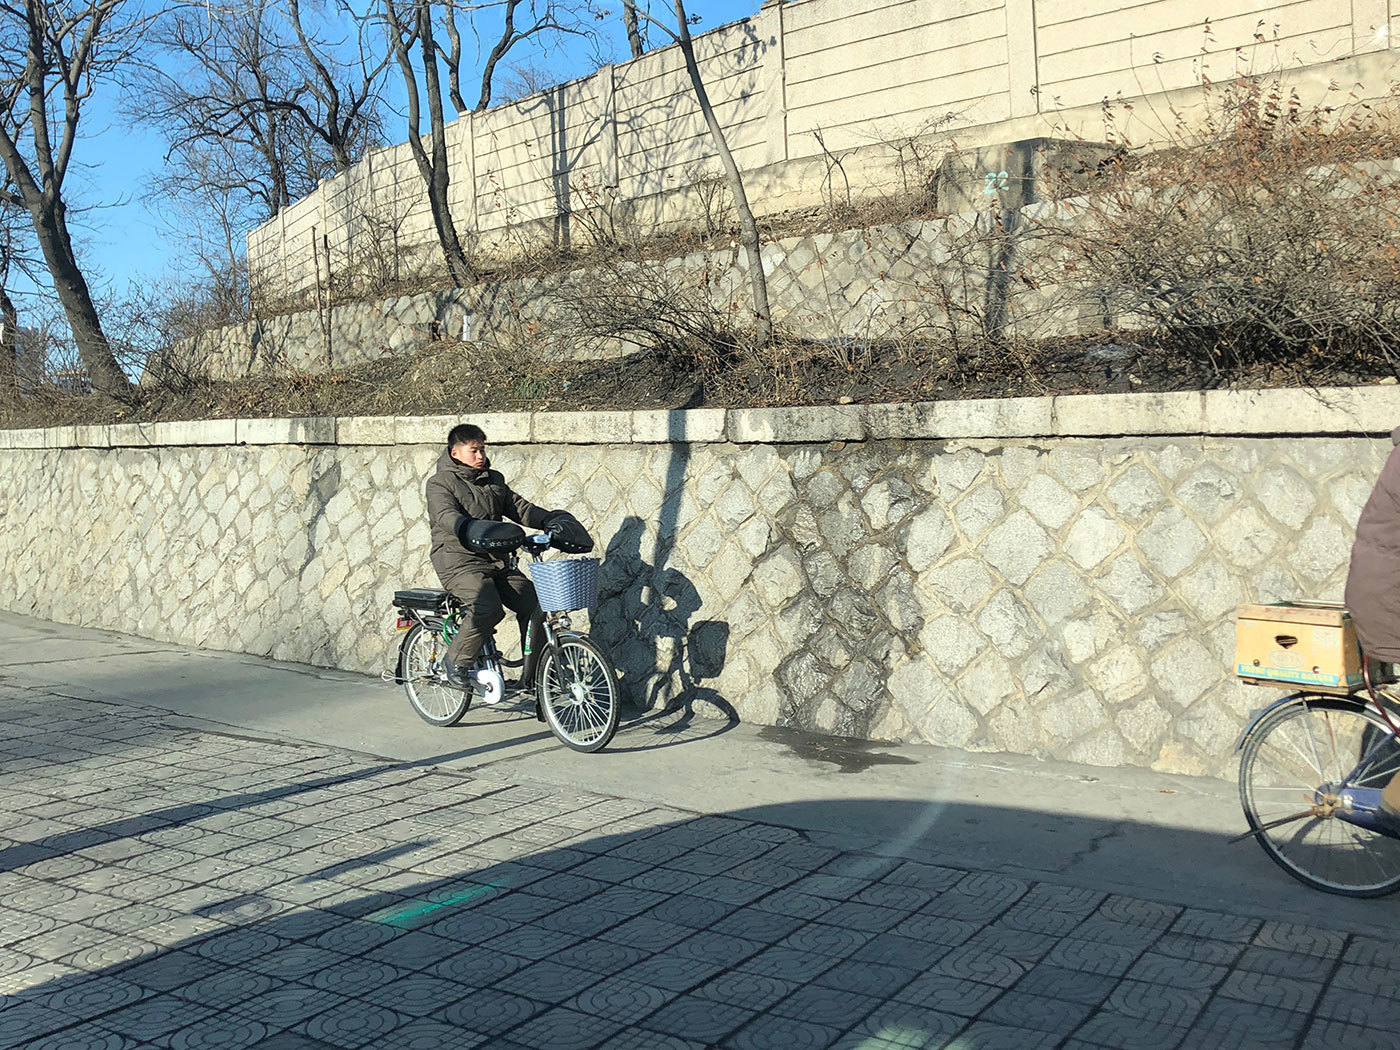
[1233,691,1362,751]
[394,618,443,686]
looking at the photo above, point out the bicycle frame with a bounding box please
[387,531,588,703]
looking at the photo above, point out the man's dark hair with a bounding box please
[448,423,487,448]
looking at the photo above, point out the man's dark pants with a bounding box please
[440,566,539,671]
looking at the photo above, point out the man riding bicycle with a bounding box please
[425,423,584,691]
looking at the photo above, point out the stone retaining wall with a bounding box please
[167,211,1076,382]
[4,386,1399,778]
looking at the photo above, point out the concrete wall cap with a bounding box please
[235,417,336,445]
[44,426,78,448]
[729,405,867,444]
[108,423,159,447]
[1204,386,1400,435]
[533,410,632,445]
[2,428,45,449]
[393,415,462,445]
[74,425,112,448]
[933,397,1054,439]
[7,386,1400,451]
[151,419,238,446]
[464,412,532,445]
[863,402,938,439]
[631,409,726,443]
[1053,391,1205,436]
[335,416,397,445]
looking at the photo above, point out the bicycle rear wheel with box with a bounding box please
[1238,694,1400,897]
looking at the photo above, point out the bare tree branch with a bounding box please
[622,0,643,58]
[629,0,772,342]
[382,0,476,284]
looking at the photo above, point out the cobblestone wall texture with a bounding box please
[0,432,1386,778]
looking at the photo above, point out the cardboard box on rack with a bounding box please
[1235,601,1363,694]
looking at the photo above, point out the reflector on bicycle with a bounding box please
[395,615,412,630]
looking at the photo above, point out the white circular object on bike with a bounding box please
[472,668,506,706]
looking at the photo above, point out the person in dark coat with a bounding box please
[1343,424,1400,821]
[1345,426,1400,663]
[425,423,550,683]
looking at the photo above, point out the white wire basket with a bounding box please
[530,557,600,613]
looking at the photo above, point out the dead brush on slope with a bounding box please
[1039,74,1400,383]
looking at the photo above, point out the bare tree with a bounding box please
[382,0,477,285]
[469,0,601,111]
[140,0,388,221]
[632,0,771,342]
[283,0,392,171]
[0,0,151,399]
[622,1,644,59]
[145,148,254,340]
[496,58,560,102]
[0,188,36,401]
[380,0,605,286]
[433,0,605,113]
[0,242,21,402]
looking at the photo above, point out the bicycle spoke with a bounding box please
[1271,720,1323,782]
[1323,711,1345,785]
[539,638,617,750]
[1301,711,1328,782]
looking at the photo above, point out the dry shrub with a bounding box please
[1043,76,1400,380]
[531,253,764,399]
[902,208,1057,384]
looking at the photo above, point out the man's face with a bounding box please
[452,439,486,468]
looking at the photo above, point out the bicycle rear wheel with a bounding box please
[1239,696,1400,897]
[537,635,619,753]
[400,622,469,727]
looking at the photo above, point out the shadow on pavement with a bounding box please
[3,698,1400,1050]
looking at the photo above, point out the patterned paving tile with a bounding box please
[1187,999,1313,1049]
[724,1012,844,1050]
[298,998,406,1048]
[1071,1010,1190,1050]
[640,995,755,1044]
[0,690,1383,1050]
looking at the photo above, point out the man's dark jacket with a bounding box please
[425,449,548,582]
[1346,426,1400,661]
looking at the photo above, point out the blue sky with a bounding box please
[41,0,763,311]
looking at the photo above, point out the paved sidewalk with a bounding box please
[2,630,1399,1047]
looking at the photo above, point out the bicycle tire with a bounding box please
[537,635,619,753]
[400,622,470,727]
[1238,695,1400,897]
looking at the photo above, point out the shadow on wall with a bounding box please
[592,513,737,733]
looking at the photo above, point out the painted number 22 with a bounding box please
[984,171,1009,194]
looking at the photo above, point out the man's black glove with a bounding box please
[544,510,594,554]
[457,517,526,553]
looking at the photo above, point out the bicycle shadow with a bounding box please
[592,514,740,751]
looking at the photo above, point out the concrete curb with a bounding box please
[4,385,1400,448]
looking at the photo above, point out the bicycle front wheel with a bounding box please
[1239,696,1400,897]
[400,623,469,727]
[537,636,619,752]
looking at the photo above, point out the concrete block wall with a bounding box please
[248,0,1399,300]
[4,386,1400,779]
